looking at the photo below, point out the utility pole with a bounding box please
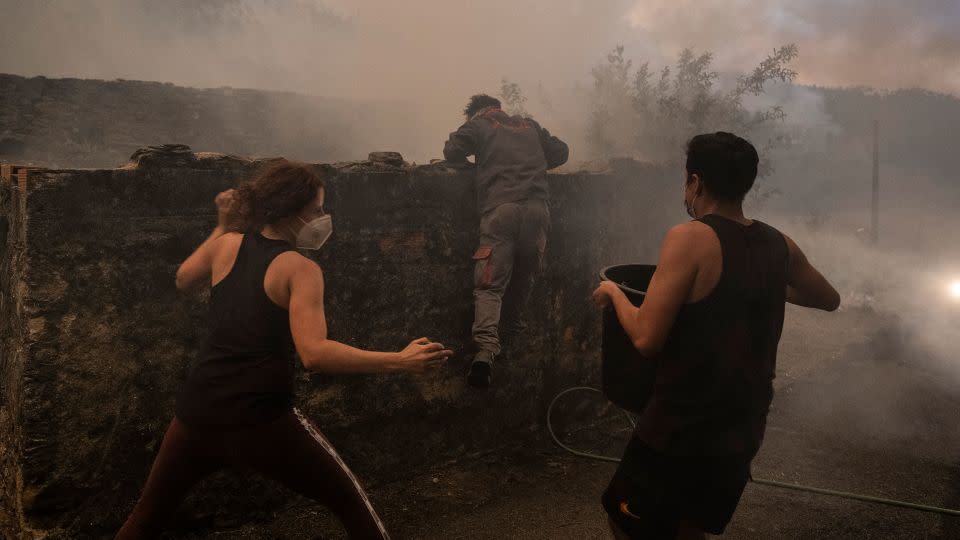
[871,120,880,246]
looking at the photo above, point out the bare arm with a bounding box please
[175,189,240,291]
[594,224,700,356]
[783,234,840,311]
[288,258,452,373]
[176,226,228,291]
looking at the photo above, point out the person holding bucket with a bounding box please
[592,132,840,540]
[117,161,452,539]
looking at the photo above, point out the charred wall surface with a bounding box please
[0,148,675,538]
[1,166,28,535]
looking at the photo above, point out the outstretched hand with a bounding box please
[398,337,453,372]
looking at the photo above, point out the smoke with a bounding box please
[768,215,960,453]
[2,2,959,305]
[624,0,960,97]
[0,0,633,161]
[2,0,958,162]
[0,1,629,97]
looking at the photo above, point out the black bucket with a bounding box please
[599,264,657,414]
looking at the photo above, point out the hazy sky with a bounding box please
[2,0,958,101]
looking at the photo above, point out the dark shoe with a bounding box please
[467,351,495,388]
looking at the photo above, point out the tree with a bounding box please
[500,78,529,117]
[587,45,635,158]
[587,45,799,205]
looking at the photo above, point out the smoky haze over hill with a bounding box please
[1,0,959,162]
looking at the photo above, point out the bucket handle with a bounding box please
[597,268,648,298]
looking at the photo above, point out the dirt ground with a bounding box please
[167,306,960,539]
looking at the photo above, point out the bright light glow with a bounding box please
[949,280,960,300]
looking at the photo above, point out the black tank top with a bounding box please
[635,214,789,458]
[176,231,297,425]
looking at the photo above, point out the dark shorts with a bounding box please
[602,436,752,538]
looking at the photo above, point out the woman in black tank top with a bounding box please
[118,161,452,539]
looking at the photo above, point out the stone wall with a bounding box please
[1,165,28,535]
[0,148,676,538]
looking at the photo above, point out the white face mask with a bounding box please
[294,215,333,250]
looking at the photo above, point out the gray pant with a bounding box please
[471,199,550,355]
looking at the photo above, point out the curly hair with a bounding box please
[463,94,501,118]
[232,160,326,231]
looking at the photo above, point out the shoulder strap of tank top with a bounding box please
[233,232,253,269]
[752,220,790,274]
[695,214,739,253]
[249,230,296,268]
[232,230,279,275]
[695,214,748,292]
[696,215,789,295]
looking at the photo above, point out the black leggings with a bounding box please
[116,408,389,539]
